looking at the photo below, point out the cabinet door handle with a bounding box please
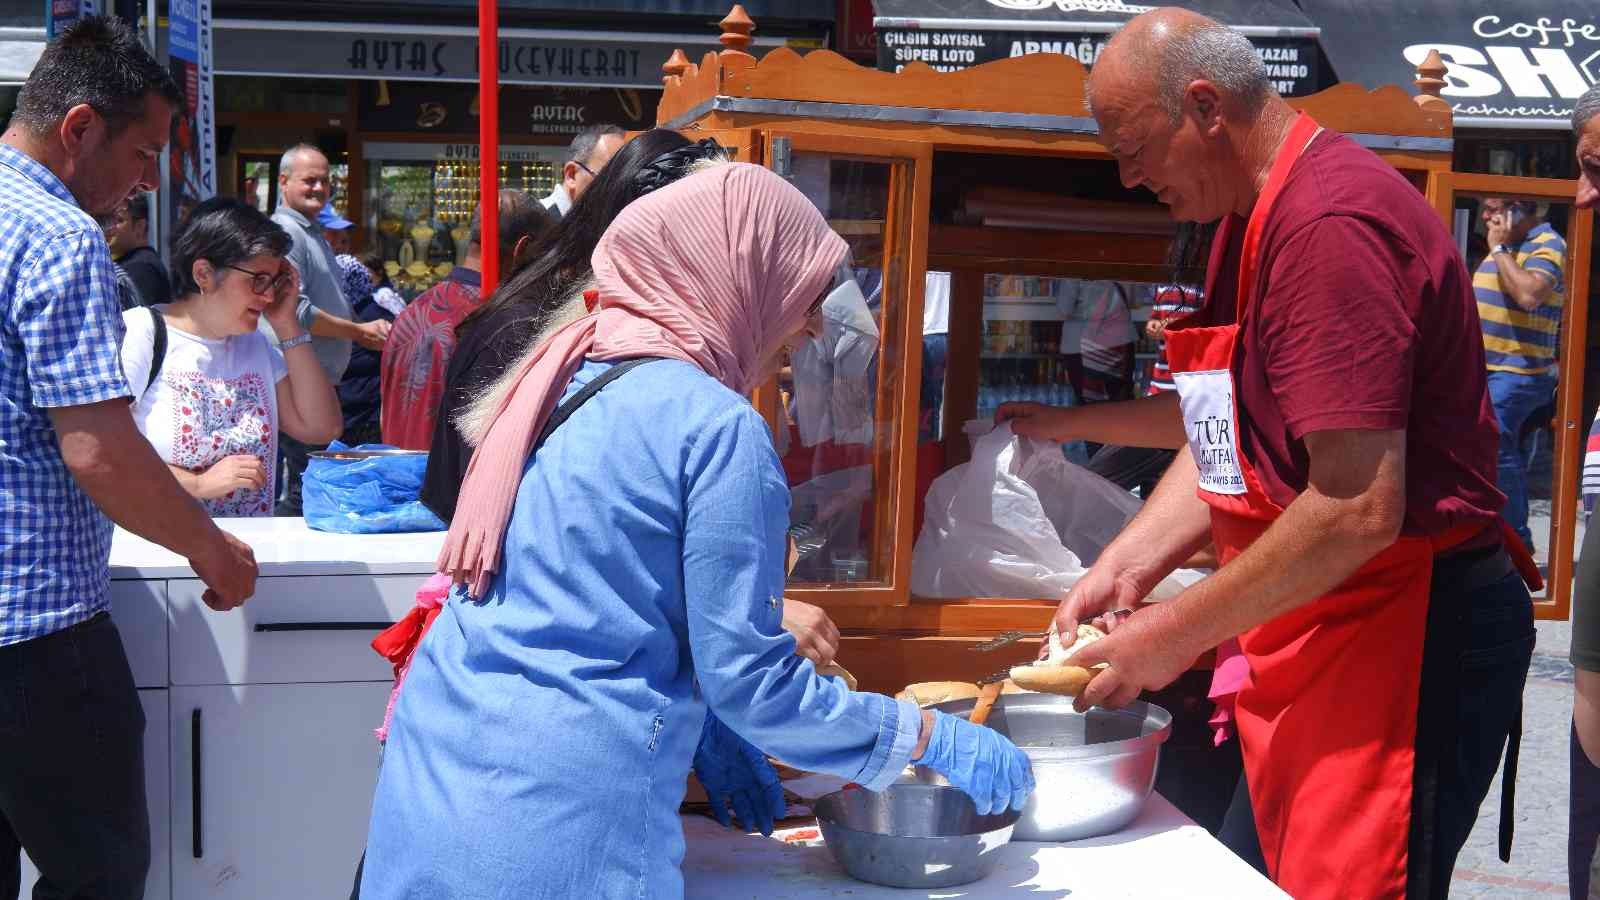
[191,708,203,859]
[253,621,395,633]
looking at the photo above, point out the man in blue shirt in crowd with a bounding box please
[0,18,257,898]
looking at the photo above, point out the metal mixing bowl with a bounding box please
[814,783,1020,889]
[919,692,1172,842]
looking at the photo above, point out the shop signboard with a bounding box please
[212,23,787,91]
[840,0,879,62]
[312,0,824,15]
[357,80,658,137]
[1299,0,1599,128]
[45,0,97,39]
[167,0,215,215]
[875,26,1324,96]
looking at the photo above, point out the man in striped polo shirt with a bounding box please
[1475,197,1566,549]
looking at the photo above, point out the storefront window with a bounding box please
[1455,130,1577,180]
[0,86,17,134]
[216,76,348,115]
[364,141,562,298]
[977,277,1168,457]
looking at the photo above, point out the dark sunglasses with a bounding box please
[225,264,292,296]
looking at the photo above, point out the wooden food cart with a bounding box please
[648,8,1594,696]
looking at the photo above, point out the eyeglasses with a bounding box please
[225,264,292,296]
[573,160,596,177]
[807,289,830,317]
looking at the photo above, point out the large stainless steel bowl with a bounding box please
[814,783,1020,889]
[919,692,1172,842]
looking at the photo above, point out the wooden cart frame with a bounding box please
[474,3,1592,690]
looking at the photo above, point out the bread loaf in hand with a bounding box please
[1007,624,1106,696]
[895,681,981,707]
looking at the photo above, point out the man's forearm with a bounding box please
[1065,392,1186,448]
[1095,445,1213,590]
[50,400,221,558]
[308,307,356,340]
[1135,469,1403,655]
[1493,255,1554,311]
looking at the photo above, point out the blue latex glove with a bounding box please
[914,709,1036,816]
[692,710,786,836]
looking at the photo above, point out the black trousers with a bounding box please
[0,613,150,900]
[1570,723,1600,900]
[1217,546,1534,899]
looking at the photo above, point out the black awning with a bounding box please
[873,0,1318,37]
[873,0,1327,97]
[1298,0,1598,130]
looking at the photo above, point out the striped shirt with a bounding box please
[1146,284,1203,395]
[0,144,132,647]
[1476,222,1565,375]
[1584,413,1600,515]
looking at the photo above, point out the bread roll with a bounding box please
[1008,624,1107,697]
[1008,664,1096,695]
[895,681,981,706]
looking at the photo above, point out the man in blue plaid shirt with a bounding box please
[1,19,258,899]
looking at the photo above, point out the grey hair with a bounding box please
[278,143,325,178]
[566,124,625,166]
[1123,20,1273,121]
[1575,84,1600,135]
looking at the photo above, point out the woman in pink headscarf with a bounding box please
[359,164,1032,899]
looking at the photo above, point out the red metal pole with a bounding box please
[478,0,499,294]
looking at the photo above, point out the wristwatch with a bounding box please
[279,333,312,351]
[1493,243,1515,256]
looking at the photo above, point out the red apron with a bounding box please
[1163,113,1540,898]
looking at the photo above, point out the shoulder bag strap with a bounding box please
[532,357,663,452]
[145,305,168,394]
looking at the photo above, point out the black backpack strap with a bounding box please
[533,357,662,452]
[145,305,168,394]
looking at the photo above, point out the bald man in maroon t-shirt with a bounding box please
[1004,8,1535,899]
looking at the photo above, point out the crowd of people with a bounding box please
[8,8,1600,900]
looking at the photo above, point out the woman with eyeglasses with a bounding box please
[119,196,342,516]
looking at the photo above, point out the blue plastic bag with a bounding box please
[302,441,446,534]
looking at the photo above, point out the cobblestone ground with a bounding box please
[1451,502,1576,899]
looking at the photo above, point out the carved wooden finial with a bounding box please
[663,48,690,86]
[1414,48,1449,111]
[719,4,756,63]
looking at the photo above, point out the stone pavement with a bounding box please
[1450,504,1579,899]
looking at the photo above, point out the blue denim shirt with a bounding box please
[362,359,921,900]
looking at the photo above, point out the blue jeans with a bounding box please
[1487,371,1557,547]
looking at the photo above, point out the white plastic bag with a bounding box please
[912,424,1199,600]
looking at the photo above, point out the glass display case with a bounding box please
[773,147,913,588]
[362,141,564,298]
